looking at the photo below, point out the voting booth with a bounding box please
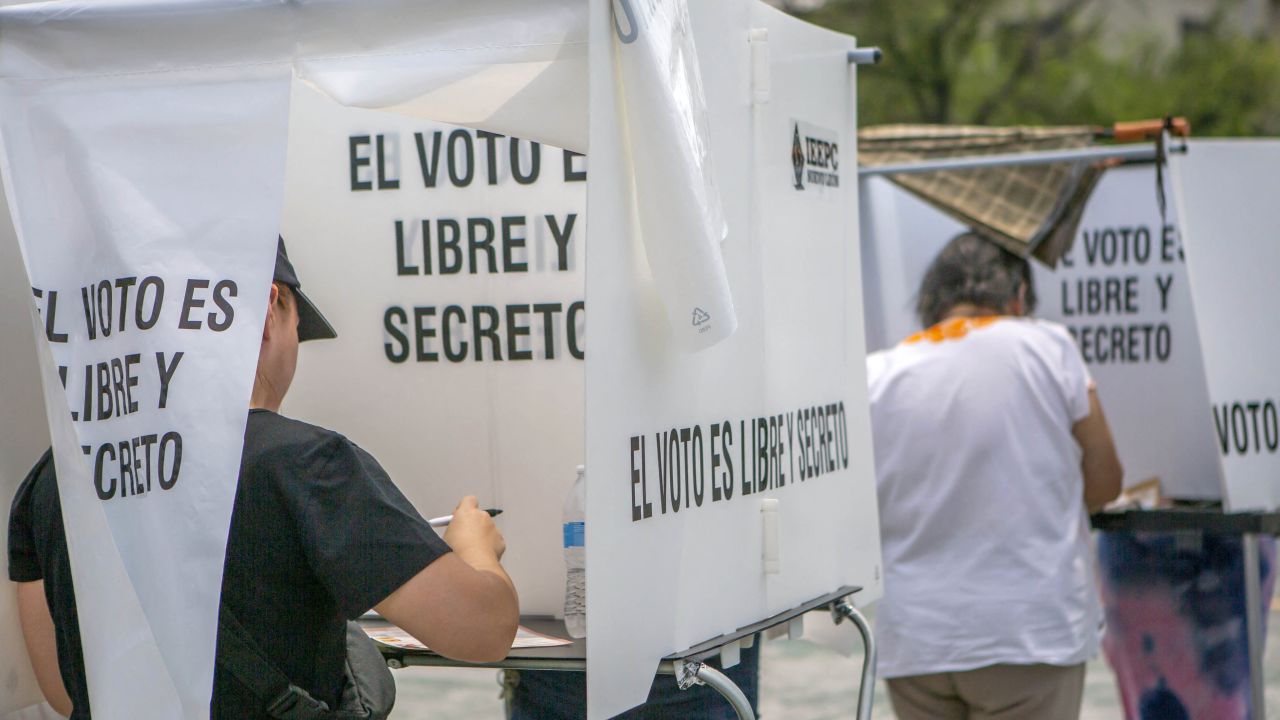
[0,2,881,719]
[862,158,1221,500]
[860,139,1280,507]
[859,137,1280,718]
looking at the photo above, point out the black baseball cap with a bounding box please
[274,236,337,342]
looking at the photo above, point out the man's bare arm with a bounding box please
[374,496,518,663]
[17,580,72,716]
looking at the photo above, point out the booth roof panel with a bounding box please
[0,0,589,150]
[0,0,586,77]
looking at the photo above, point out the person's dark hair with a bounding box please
[915,231,1037,327]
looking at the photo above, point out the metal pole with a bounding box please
[858,143,1172,177]
[659,660,757,720]
[1242,534,1266,719]
[833,601,876,720]
[847,47,883,65]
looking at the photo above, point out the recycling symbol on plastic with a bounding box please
[692,308,711,326]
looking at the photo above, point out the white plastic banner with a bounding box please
[587,1,877,716]
[0,60,290,718]
[613,0,737,351]
[1170,139,1280,510]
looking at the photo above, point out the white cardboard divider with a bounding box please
[1170,139,1280,511]
[1030,167,1220,500]
[586,1,878,716]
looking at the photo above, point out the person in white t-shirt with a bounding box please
[866,232,1123,720]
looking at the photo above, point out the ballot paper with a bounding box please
[362,623,572,652]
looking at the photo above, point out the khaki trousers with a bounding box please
[886,663,1086,720]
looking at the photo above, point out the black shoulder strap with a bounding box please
[217,605,333,719]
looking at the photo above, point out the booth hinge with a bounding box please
[676,661,706,691]
[749,28,770,105]
[847,47,883,65]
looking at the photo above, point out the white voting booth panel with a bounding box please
[1031,167,1221,500]
[279,83,588,617]
[1170,140,1280,511]
[586,2,876,717]
[860,165,1223,500]
[0,1,879,719]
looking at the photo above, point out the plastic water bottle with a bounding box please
[562,465,586,638]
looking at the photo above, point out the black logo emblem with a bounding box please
[791,124,805,190]
[692,308,711,326]
[791,121,839,190]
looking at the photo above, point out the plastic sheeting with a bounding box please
[0,59,291,718]
[613,0,736,350]
[0,0,589,151]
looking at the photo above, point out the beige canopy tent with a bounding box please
[858,119,1189,266]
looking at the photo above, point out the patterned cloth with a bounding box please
[1098,531,1277,720]
[859,124,1105,267]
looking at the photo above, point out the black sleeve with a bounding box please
[8,449,52,583]
[286,436,453,619]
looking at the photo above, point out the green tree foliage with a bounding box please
[781,0,1280,136]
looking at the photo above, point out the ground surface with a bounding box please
[390,605,1280,719]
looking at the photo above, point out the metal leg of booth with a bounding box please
[1243,533,1265,720]
[654,660,757,720]
[680,661,757,720]
[832,600,876,720]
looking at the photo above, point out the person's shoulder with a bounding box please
[245,410,358,462]
[866,342,919,391]
[248,409,350,438]
[999,317,1076,348]
[991,319,1088,378]
[24,447,55,485]
[866,347,891,374]
[11,448,55,510]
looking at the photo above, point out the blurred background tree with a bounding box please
[773,0,1280,136]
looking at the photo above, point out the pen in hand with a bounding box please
[428,508,503,528]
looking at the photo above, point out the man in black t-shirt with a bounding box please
[9,239,519,718]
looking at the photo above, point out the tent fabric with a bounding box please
[858,124,1105,266]
[0,0,589,151]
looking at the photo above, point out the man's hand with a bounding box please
[444,495,506,563]
[374,495,519,663]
